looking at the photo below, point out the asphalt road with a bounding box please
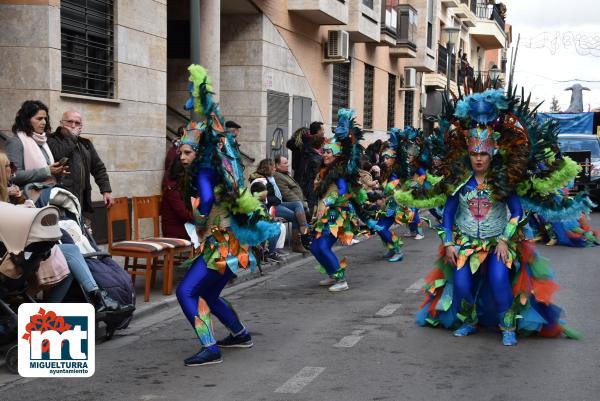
[1,214,600,401]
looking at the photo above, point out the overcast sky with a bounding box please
[503,0,600,111]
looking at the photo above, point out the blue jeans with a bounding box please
[275,201,306,229]
[58,244,98,293]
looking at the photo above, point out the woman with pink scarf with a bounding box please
[5,100,68,187]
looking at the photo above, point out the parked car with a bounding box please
[557,134,600,203]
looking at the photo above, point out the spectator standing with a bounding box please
[47,109,113,213]
[6,100,68,188]
[286,127,309,179]
[225,120,241,137]
[295,122,325,217]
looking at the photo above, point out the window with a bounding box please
[383,1,398,32]
[363,64,374,129]
[426,0,433,49]
[398,5,418,49]
[363,0,374,9]
[404,91,414,127]
[61,0,115,98]
[387,74,396,130]
[332,62,351,125]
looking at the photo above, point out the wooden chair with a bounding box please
[132,195,194,295]
[107,197,171,302]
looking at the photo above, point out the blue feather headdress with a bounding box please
[454,89,508,125]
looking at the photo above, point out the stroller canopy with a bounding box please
[0,203,62,254]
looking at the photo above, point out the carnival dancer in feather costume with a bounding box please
[307,109,377,292]
[376,127,425,262]
[176,65,279,366]
[403,88,581,345]
[527,185,599,247]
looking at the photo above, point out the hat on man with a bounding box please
[225,120,241,129]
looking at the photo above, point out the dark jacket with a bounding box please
[286,135,304,178]
[273,171,305,203]
[160,179,193,239]
[295,148,322,213]
[47,128,112,213]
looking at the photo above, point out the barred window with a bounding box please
[404,91,414,127]
[387,74,396,130]
[332,62,351,125]
[61,0,115,98]
[363,64,374,129]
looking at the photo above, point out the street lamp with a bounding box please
[489,64,501,86]
[443,26,461,92]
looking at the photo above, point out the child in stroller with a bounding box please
[34,186,136,336]
[0,203,63,373]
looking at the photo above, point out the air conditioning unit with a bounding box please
[324,30,349,63]
[404,68,416,88]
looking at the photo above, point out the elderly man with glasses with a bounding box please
[47,109,114,213]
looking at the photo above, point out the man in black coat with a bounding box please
[47,110,114,213]
[295,122,324,217]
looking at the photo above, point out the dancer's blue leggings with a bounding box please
[310,232,340,276]
[377,215,396,245]
[409,208,421,234]
[176,257,245,336]
[453,250,513,316]
[196,167,219,216]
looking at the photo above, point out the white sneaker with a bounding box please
[414,234,424,240]
[328,281,349,292]
[319,277,336,286]
[351,238,360,244]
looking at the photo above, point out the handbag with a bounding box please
[34,245,70,289]
[0,252,23,280]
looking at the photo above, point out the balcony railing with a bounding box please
[476,3,506,31]
[490,4,505,31]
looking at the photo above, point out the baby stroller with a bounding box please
[0,203,63,373]
[34,187,136,339]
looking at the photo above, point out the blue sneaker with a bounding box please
[184,348,222,366]
[217,332,253,348]
[501,330,517,346]
[388,252,404,262]
[453,324,477,337]
[383,249,395,259]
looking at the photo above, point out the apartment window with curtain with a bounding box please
[404,91,414,127]
[363,64,374,129]
[332,62,351,125]
[61,0,115,98]
[426,0,433,49]
[387,74,396,130]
